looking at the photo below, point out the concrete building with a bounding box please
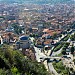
[16,35,30,49]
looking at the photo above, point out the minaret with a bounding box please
[23,17,26,35]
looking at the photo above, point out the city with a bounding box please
[0,0,75,75]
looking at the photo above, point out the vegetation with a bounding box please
[70,33,75,41]
[30,33,38,37]
[63,34,70,41]
[54,44,62,52]
[0,44,49,75]
[52,32,57,39]
[53,43,64,52]
[73,59,75,65]
[61,50,66,55]
[0,16,5,19]
[53,61,69,75]
[55,53,63,57]
[61,42,70,55]
[12,24,24,35]
[70,46,75,54]
[59,34,62,38]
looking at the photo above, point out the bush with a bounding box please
[53,61,68,75]
[70,33,75,41]
[54,44,62,52]
[62,50,66,55]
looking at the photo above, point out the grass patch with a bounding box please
[63,34,70,41]
[53,61,69,75]
[53,43,64,52]
[55,53,63,57]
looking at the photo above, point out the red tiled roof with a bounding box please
[44,39,52,45]
[42,29,62,37]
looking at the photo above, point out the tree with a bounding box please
[0,69,9,75]
[70,33,75,41]
[71,46,74,54]
[70,68,73,72]
[73,59,75,65]
[11,67,20,75]
[62,50,66,55]
[67,29,70,31]
[52,32,57,39]
[0,44,50,75]
[59,34,62,38]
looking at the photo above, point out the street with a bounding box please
[48,63,59,75]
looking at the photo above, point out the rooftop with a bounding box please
[19,35,29,41]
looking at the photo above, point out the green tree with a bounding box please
[0,44,50,75]
[62,50,66,55]
[52,32,57,39]
[71,46,74,54]
[11,67,20,75]
[73,59,75,65]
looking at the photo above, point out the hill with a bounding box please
[0,44,50,75]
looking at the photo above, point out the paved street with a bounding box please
[48,63,59,75]
[31,29,75,74]
[51,48,62,56]
[34,46,46,62]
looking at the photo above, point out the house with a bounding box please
[32,28,38,34]
[42,28,62,38]
[43,39,52,46]
[5,26,14,32]
[2,32,17,44]
[2,35,10,43]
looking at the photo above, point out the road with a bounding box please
[51,48,62,56]
[48,63,59,75]
[48,30,75,75]
[30,29,75,74]
[51,30,75,56]
[43,56,61,59]
[34,46,46,62]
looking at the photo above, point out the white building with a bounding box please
[0,36,3,45]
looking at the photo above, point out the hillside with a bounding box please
[0,44,50,75]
